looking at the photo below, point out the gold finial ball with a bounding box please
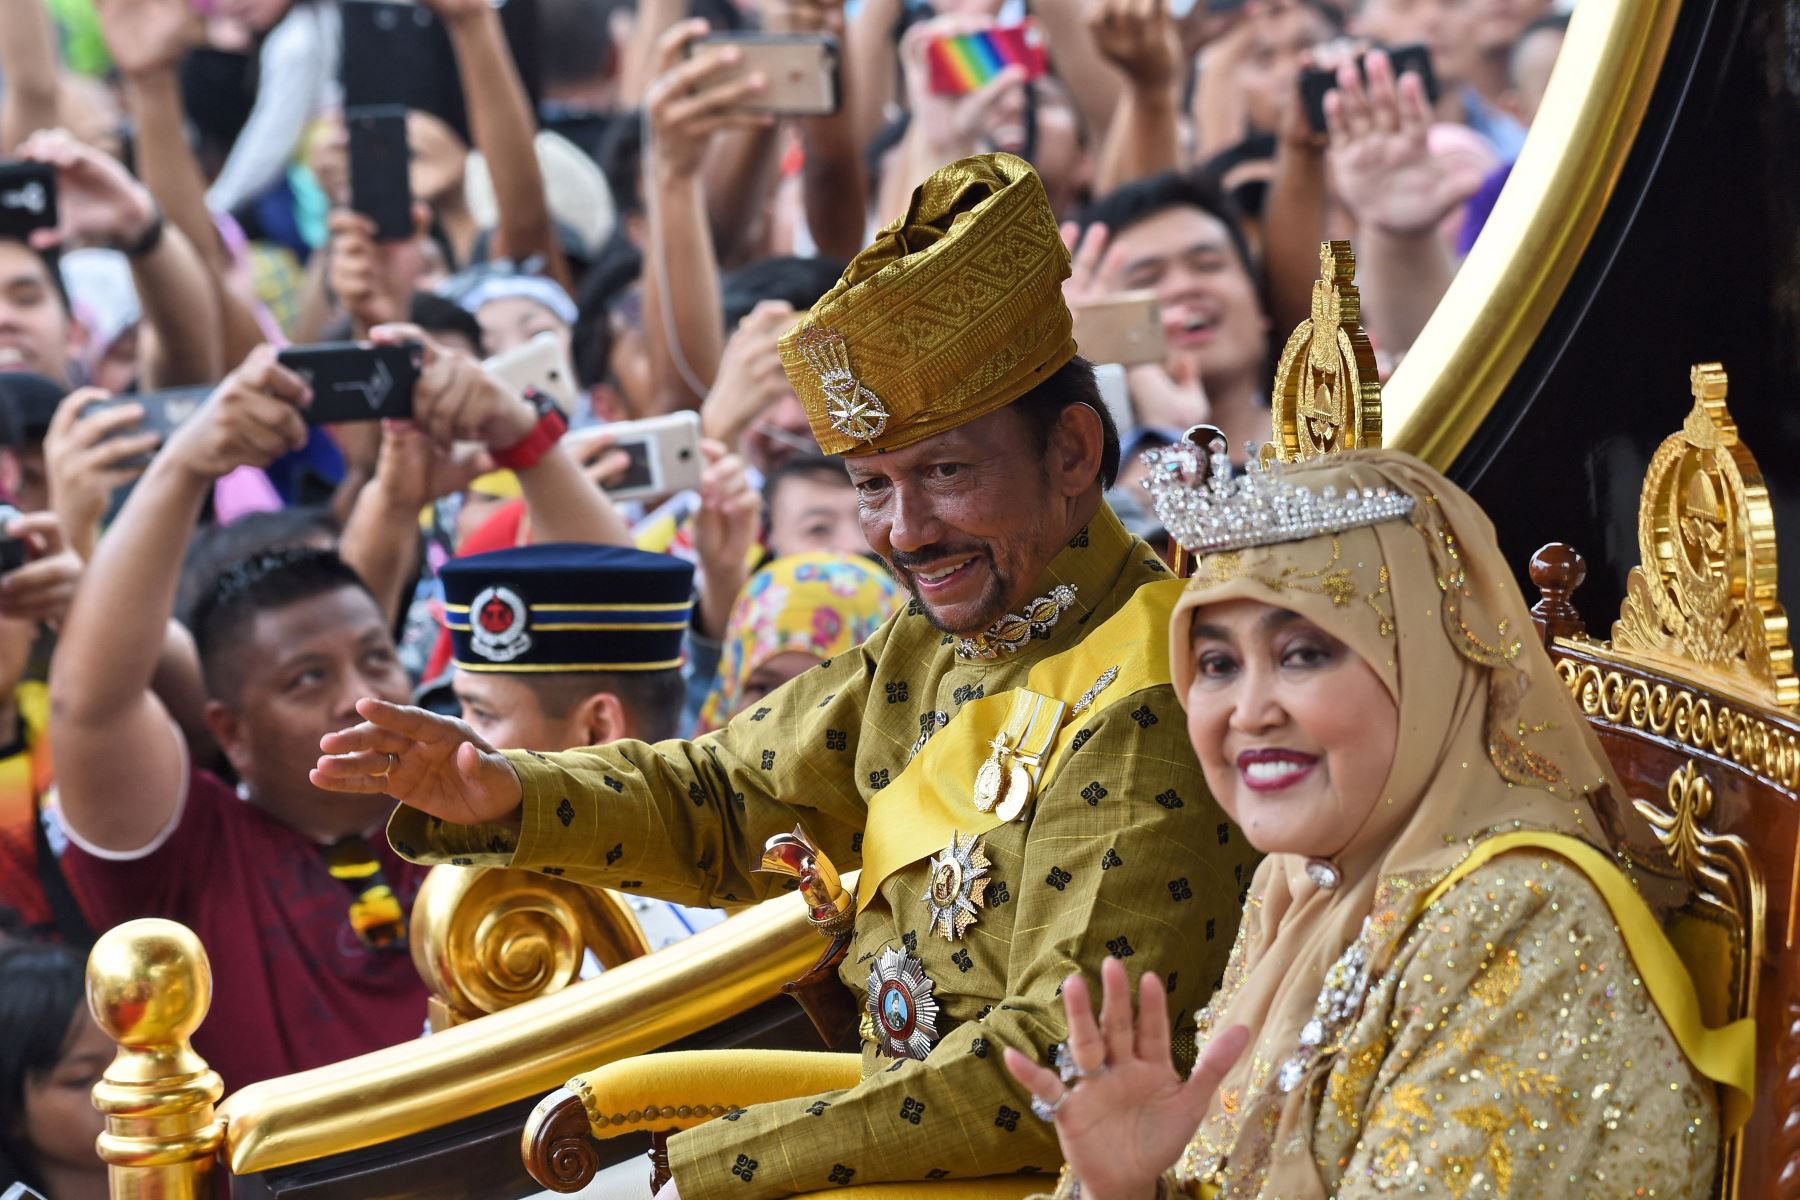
[86,919,213,1047]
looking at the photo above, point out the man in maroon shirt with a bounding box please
[46,334,604,1094]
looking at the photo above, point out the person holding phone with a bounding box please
[315,153,1255,1200]
[45,332,622,1093]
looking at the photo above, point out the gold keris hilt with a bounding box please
[760,826,854,938]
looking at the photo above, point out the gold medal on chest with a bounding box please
[993,761,1034,823]
[972,733,1012,813]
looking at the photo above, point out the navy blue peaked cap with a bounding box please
[441,542,695,672]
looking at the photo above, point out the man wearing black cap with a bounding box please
[442,541,726,948]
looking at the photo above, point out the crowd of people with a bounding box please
[0,0,1702,1198]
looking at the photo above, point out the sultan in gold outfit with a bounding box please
[1060,445,1747,1199]
[387,154,1256,1200]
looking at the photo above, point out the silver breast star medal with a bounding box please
[867,946,940,1059]
[925,832,990,941]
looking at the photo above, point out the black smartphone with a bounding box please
[0,503,28,573]
[82,386,211,469]
[0,161,57,241]
[347,105,413,241]
[1300,43,1439,134]
[278,341,423,424]
[339,0,541,142]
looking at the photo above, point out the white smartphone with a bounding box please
[482,330,580,415]
[567,411,705,502]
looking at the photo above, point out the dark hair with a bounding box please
[536,0,621,86]
[572,232,645,389]
[188,545,373,699]
[1202,134,1277,220]
[177,507,341,631]
[1078,169,1256,279]
[594,112,644,218]
[1009,357,1120,490]
[522,668,687,743]
[0,239,69,317]
[721,256,847,330]
[761,453,849,514]
[0,940,88,1197]
[408,290,484,351]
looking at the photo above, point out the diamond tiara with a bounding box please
[1142,436,1415,556]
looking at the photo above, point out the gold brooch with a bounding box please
[798,327,888,443]
[924,832,990,941]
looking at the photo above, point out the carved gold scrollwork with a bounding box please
[411,866,654,1029]
[1613,363,1797,708]
[1633,762,1757,920]
[1265,241,1381,464]
[1556,659,1800,790]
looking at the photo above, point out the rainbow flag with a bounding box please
[927,24,1046,96]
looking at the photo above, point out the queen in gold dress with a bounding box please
[1006,445,1750,1199]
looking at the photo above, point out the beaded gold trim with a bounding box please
[955,584,1079,660]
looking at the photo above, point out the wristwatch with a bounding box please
[491,389,568,472]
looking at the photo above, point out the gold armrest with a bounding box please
[521,1052,1045,1199]
[570,1049,863,1138]
[221,882,839,1175]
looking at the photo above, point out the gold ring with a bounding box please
[372,752,396,780]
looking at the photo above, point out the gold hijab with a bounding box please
[1165,449,1620,1197]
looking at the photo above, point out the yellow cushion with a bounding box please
[572,1050,863,1137]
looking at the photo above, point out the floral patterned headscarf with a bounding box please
[696,553,905,733]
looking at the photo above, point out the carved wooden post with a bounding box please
[1528,542,1588,645]
[85,919,225,1200]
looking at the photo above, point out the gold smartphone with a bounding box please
[689,33,842,117]
[1072,291,1168,367]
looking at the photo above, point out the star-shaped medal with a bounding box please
[924,831,990,941]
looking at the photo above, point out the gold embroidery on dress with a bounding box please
[1204,537,1356,608]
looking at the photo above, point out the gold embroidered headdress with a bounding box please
[779,153,1076,456]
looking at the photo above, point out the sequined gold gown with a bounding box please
[1177,852,1719,1199]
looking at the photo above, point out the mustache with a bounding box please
[888,545,989,573]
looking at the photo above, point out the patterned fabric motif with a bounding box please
[696,553,905,734]
[1172,854,1718,1198]
[388,503,1256,1200]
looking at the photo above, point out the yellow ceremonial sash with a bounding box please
[1419,830,1755,1134]
[857,577,1188,914]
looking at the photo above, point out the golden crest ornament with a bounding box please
[866,946,941,1059]
[924,832,990,941]
[972,733,1011,813]
[797,327,888,444]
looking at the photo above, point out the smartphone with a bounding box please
[567,411,704,502]
[1300,43,1438,134]
[82,386,211,469]
[278,341,423,424]
[926,23,1047,97]
[0,162,57,240]
[0,503,28,573]
[688,33,841,117]
[339,0,541,141]
[483,331,578,415]
[1072,292,1168,367]
[347,106,413,241]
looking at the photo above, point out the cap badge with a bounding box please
[800,327,889,443]
[469,584,532,663]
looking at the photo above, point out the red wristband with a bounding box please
[491,393,568,472]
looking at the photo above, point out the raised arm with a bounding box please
[641,20,770,412]
[18,128,223,387]
[371,322,633,546]
[780,0,869,262]
[0,0,60,154]
[428,0,573,297]
[98,0,267,366]
[1324,50,1480,363]
[50,347,311,852]
[1088,0,1185,197]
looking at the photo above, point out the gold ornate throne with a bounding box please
[1526,362,1792,1200]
